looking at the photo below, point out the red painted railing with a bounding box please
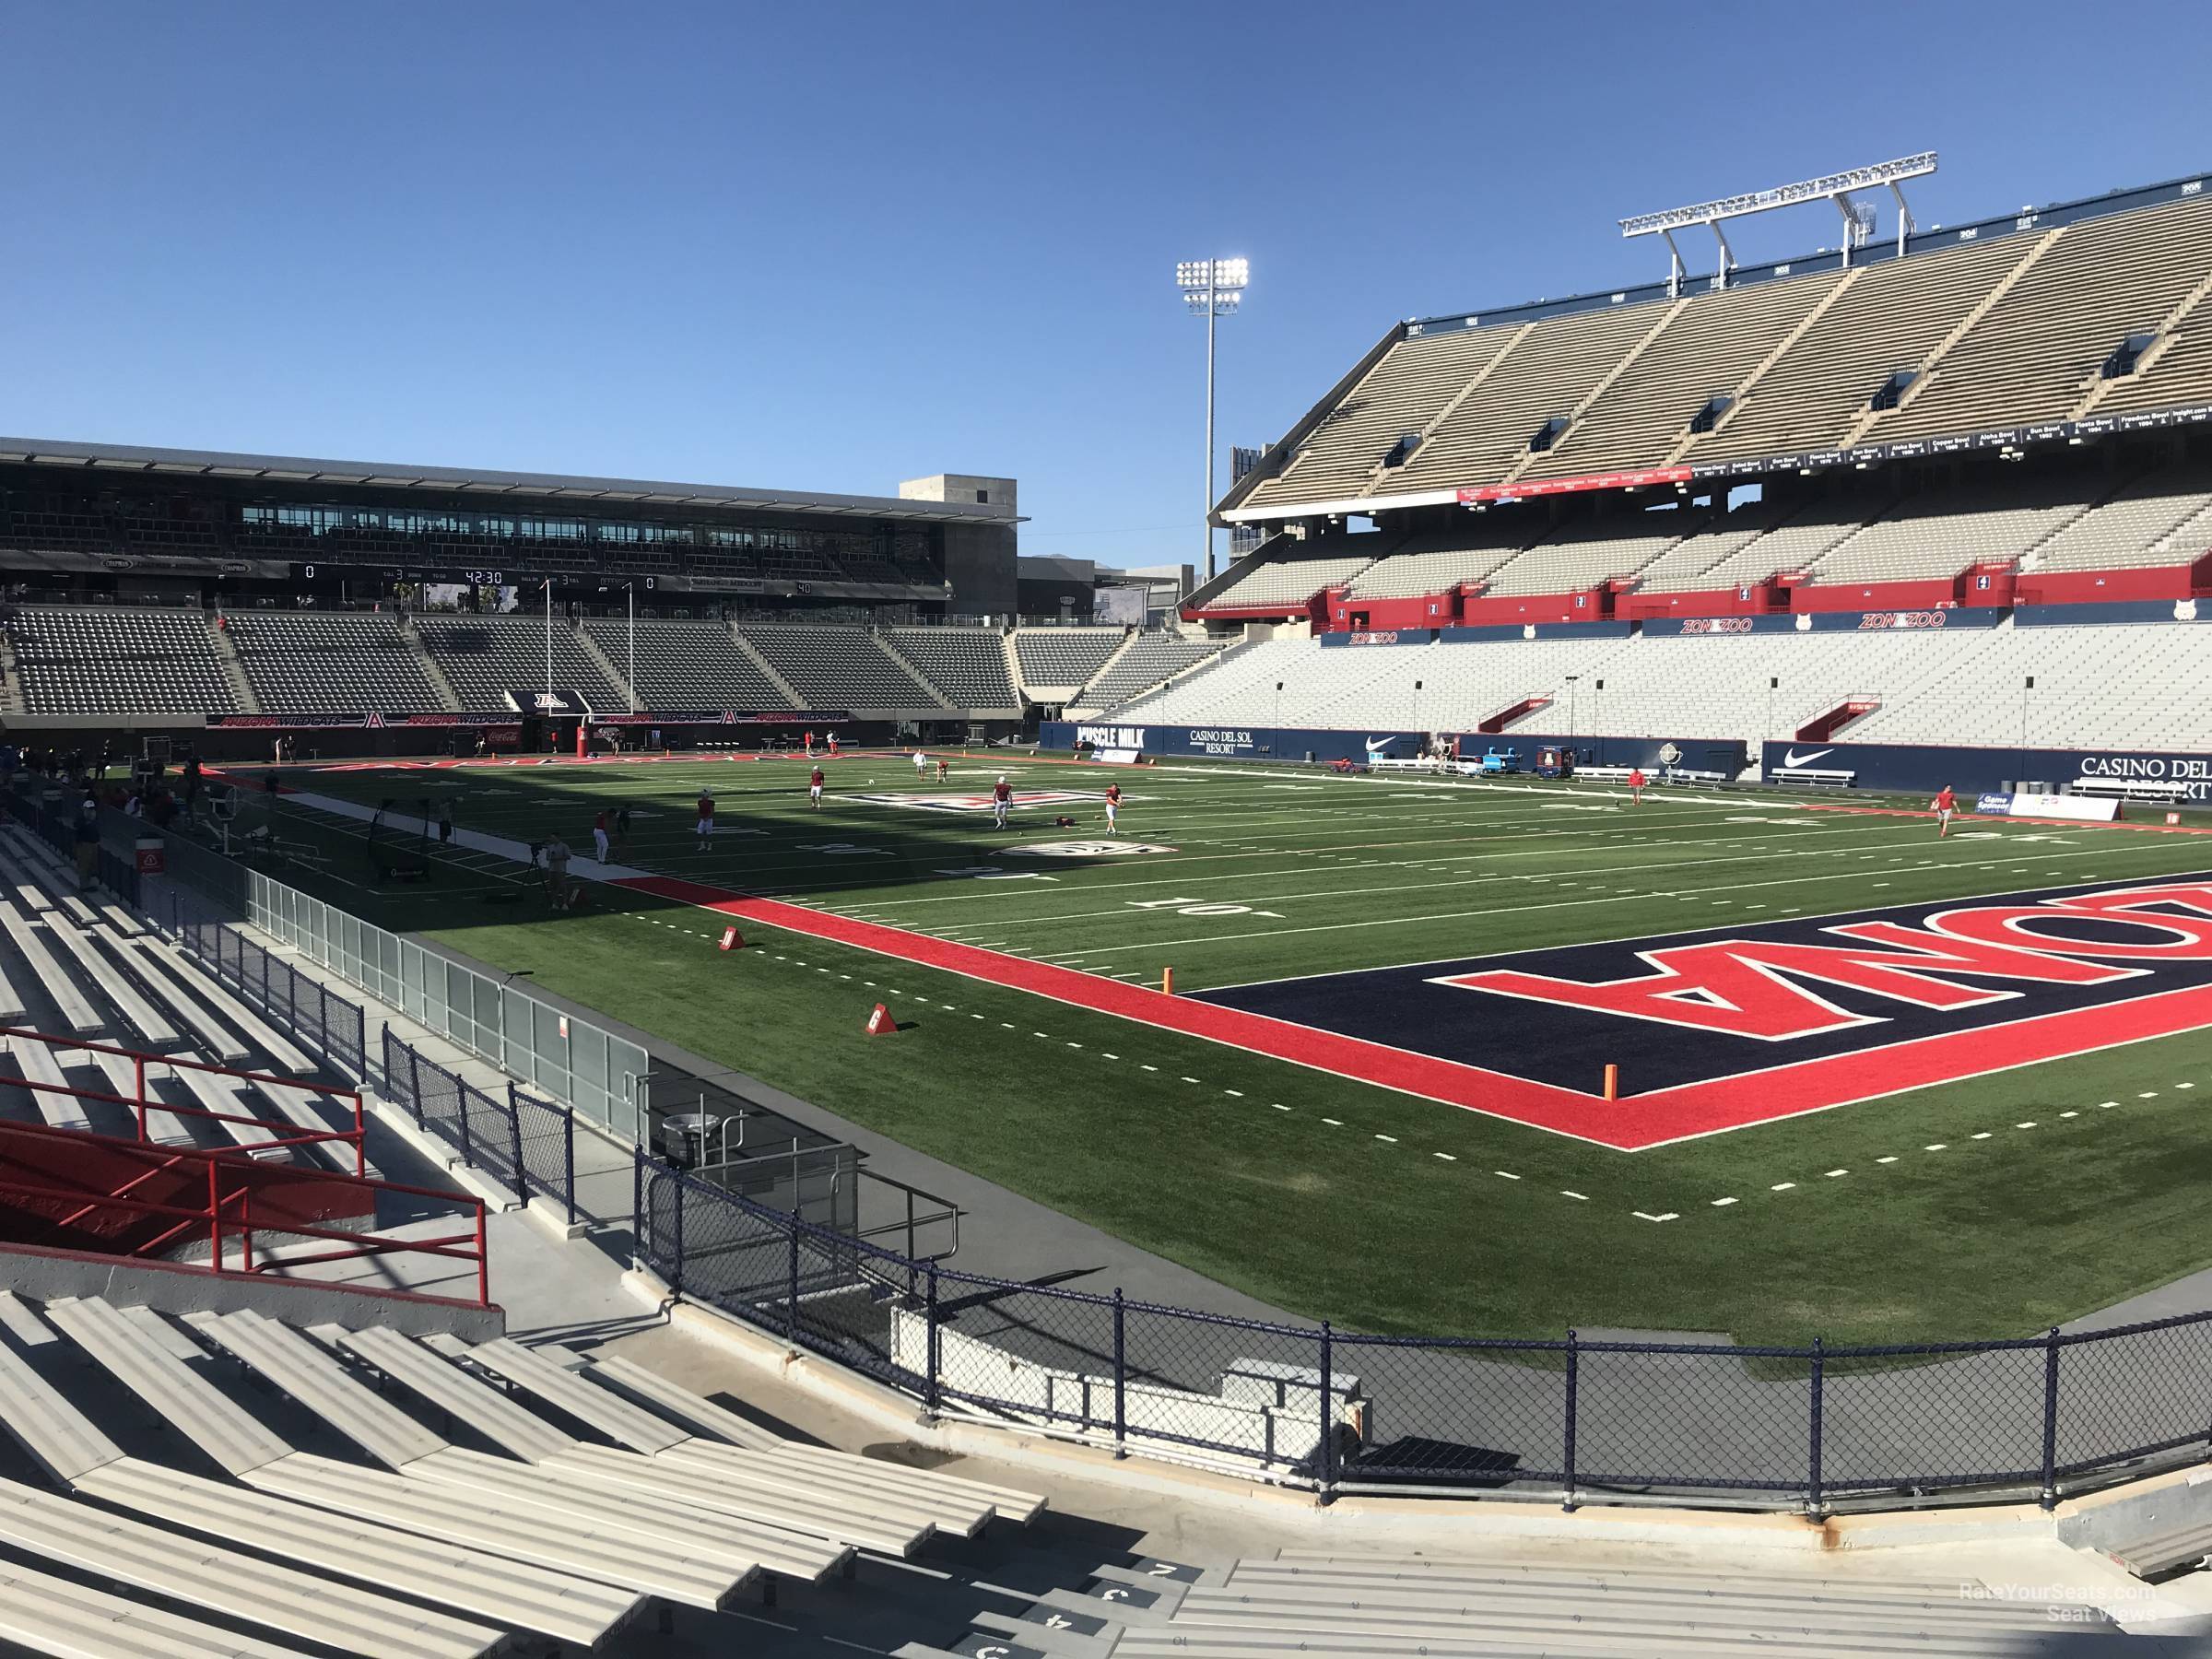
[0,1116,490,1306]
[0,1027,367,1178]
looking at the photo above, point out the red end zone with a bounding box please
[613,873,2212,1151]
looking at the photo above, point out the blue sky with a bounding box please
[5,2,2210,575]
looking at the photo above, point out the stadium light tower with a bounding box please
[1177,257,1249,583]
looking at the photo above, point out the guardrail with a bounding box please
[0,1027,367,1173]
[382,1029,576,1227]
[635,1150,2212,1513]
[0,1109,488,1306]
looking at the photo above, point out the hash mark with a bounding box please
[1771,1182,1795,1191]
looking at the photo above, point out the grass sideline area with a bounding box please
[227,748,2212,1347]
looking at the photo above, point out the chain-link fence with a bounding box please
[382,1028,577,1226]
[634,1147,2212,1511]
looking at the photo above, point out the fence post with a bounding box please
[455,1064,475,1164]
[631,1147,643,1258]
[1562,1328,1580,1512]
[1318,1321,1336,1505]
[1807,1336,1825,1518]
[1111,1289,1127,1459]
[561,1105,577,1227]
[786,1221,802,1341]
[923,1266,941,1419]
[2041,1325,2062,1510]
[669,1172,685,1296]
[505,1082,528,1207]
[405,1049,425,1128]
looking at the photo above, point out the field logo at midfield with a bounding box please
[1001,841,1175,858]
[847,790,1102,815]
[1195,874,2212,1143]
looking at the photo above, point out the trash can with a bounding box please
[659,1112,722,1171]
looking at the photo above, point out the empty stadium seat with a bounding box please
[578,618,794,710]
[7,607,239,714]
[413,615,624,712]
[1013,626,1127,692]
[1074,632,1229,711]
[226,611,441,712]
[735,626,941,707]
[884,629,1018,709]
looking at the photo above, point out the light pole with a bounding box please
[1176,257,1249,585]
[626,581,638,714]
[1565,675,1580,737]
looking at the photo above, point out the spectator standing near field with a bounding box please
[593,807,611,864]
[614,803,631,853]
[72,791,100,885]
[542,833,572,908]
[993,774,1012,829]
[808,765,825,808]
[1628,766,1645,805]
[1104,782,1122,831]
[695,790,715,850]
[1934,783,1957,838]
[913,749,929,780]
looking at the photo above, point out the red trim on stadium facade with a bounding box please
[610,871,2212,1152]
[1457,467,1692,503]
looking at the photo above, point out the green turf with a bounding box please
[229,751,2212,1345]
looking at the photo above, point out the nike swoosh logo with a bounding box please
[1783,747,1834,767]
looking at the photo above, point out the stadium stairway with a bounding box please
[574,623,639,711]
[206,618,263,714]
[401,618,465,712]
[730,625,808,708]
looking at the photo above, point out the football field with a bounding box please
[255,749,2212,1345]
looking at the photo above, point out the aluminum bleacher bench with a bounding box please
[186,1308,851,1587]
[0,848,54,912]
[0,1296,641,1647]
[453,1333,956,1549]
[39,1295,755,1613]
[143,940,315,1075]
[0,1474,505,1658]
[0,1556,320,1659]
[6,1032,91,1133]
[1138,1553,2119,1655]
[42,924,180,1050]
[1770,767,1856,787]
[585,1348,1049,1524]
[0,903,103,1034]
[320,1319,925,1559]
[109,936,251,1064]
[2102,1515,2212,1579]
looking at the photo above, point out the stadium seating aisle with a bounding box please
[1202,535,1386,609]
[580,617,795,712]
[2028,465,2212,573]
[1872,192,2212,445]
[1522,266,1845,480]
[1106,617,2212,750]
[735,626,947,709]
[6,606,241,714]
[414,613,625,712]
[1013,625,1127,694]
[884,628,1019,710]
[1074,631,1231,712]
[225,610,443,712]
[1847,621,2212,750]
